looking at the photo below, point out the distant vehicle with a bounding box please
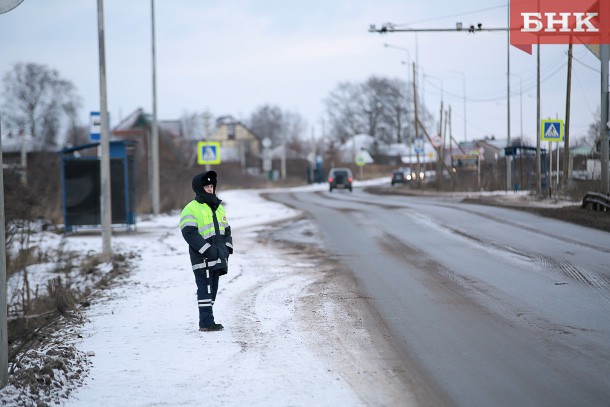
[391,168,412,186]
[328,167,353,192]
[391,167,424,185]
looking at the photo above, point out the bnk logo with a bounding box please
[510,0,609,53]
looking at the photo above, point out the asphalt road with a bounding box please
[268,187,610,407]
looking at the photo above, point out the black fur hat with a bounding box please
[192,170,217,194]
[201,171,217,188]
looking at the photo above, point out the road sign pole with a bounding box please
[97,0,112,256]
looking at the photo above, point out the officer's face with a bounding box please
[203,184,214,193]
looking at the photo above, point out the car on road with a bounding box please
[391,167,425,185]
[391,168,412,186]
[328,167,353,192]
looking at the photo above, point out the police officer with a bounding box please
[179,170,233,331]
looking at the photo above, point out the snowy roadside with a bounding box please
[2,180,416,406]
[2,177,587,406]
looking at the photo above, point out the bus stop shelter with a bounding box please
[60,141,137,232]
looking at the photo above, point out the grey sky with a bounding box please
[0,0,601,144]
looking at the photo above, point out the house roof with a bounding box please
[215,114,261,141]
[111,108,183,139]
[570,144,593,156]
[112,108,149,136]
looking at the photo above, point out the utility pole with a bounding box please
[600,44,609,195]
[0,115,8,388]
[536,43,542,195]
[281,129,286,181]
[506,2,512,192]
[563,43,573,193]
[413,62,421,188]
[0,0,25,389]
[150,0,160,215]
[97,0,112,256]
[437,99,444,190]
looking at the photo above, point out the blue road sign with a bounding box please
[197,141,221,165]
[541,119,564,142]
[414,137,424,154]
[89,111,101,142]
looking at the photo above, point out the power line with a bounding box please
[572,55,601,73]
[573,72,596,117]
[423,60,567,104]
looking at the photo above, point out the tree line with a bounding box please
[0,61,600,155]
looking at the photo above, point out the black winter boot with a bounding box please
[199,323,224,332]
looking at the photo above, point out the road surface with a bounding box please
[268,187,610,407]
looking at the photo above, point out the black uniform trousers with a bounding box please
[193,267,220,328]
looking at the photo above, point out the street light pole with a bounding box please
[97,0,112,256]
[506,2,512,192]
[150,0,160,215]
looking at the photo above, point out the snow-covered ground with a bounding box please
[2,178,416,406]
[2,179,576,406]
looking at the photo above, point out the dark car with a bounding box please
[328,167,353,192]
[391,168,414,186]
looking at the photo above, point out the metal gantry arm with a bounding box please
[369,22,508,34]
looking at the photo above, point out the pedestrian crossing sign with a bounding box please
[541,119,564,142]
[197,141,221,165]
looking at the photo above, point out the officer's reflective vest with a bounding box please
[180,201,229,243]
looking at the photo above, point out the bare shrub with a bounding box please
[47,277,77,315]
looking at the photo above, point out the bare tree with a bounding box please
[248,105,306,147]
[180,109,215,140]
[2,62,81,149]
[383,78,411,144]
[324,75,418,147]
[248,104,284,146]
[325,82,363,143]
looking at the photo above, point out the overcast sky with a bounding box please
[0,0,602,145]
